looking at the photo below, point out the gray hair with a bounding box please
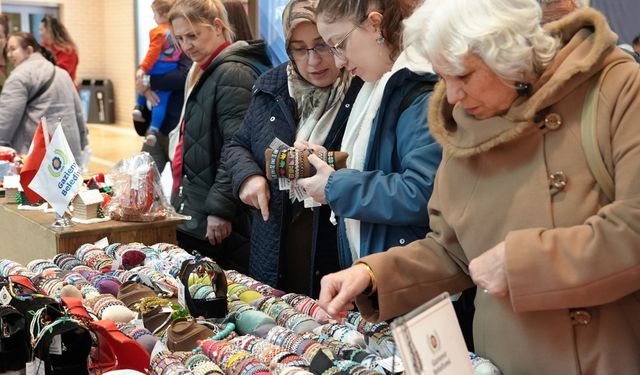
[404,0,560,82]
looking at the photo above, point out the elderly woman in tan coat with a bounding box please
[317,0,640,373]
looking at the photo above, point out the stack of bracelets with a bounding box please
[150,350,191,374]
[302,331,381,369]
[26,259,59,275]
[199,339,270,375]
[255,296,320,334]
[269,148,337,180]
[172,351,225,375]
[52,253,83,270]
[265,325,334,364]
[318,323,366,349]
[344,312,396,358]
[0,259,31,277]
[226,270,286,297]
[230,334,308,368]
[281,293,331,324]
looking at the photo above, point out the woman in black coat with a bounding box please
[224,0,362,297]
[169,0,271,273]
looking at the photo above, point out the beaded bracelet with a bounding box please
[269,150,279,179]
[327,151,335,169]
[287,150,296,180]
[278,150,288,178]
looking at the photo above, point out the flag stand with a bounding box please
[51,211,75,229]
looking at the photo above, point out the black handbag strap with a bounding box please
[27,67,56,106]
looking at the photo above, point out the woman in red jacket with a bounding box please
[39,15,78,82]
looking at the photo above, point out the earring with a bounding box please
[515,81,532,96]
[376,34,385,45]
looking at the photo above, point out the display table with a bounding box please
[0,198,184,264]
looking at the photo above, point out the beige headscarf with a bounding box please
[282,0,352,145]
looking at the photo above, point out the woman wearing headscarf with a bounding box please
[224,0,363,297]
[318,0,640,373]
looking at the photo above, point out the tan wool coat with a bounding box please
[356,9,640,375]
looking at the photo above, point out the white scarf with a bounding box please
[341,46,433,262]
[288,64,352,145]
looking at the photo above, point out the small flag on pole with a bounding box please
[28,124,83,216]
[19,118,50,203]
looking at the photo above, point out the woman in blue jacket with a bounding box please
[224,0,363,297]
[297,0,441,267]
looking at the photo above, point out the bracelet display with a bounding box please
[264,147,348,180]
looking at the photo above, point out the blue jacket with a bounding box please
[325,69,441,267]
[224,63,363,294]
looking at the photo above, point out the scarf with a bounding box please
[288,64,352,144]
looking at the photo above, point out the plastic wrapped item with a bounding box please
[0,146,16,161]
[106,152,176,222]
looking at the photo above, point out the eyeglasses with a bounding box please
[329,24,359,59]
[288,43,332,61]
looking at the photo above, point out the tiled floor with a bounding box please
[86,123,145,173]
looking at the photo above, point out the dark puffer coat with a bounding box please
[173,41,271,243]
[224,63,363,295]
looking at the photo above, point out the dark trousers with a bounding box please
[177,229,250,275]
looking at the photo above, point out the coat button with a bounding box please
[549,171,567,195]
[569,309,591,325]
[544,113,563,130]
[270,116,276,122]
[399,238,406,245]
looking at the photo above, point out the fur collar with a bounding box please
[429,8,618,158]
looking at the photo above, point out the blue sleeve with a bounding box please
[149,54,191,91]
[325,93,441,226]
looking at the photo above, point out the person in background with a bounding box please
[0,32,87,161]
[318,0,640,373]
[39,15,78,82]
[0,14,12,93]
[133,0,182,147]
[223,0,254,41]
[169,0,271,274]
[224,0,363,297]
[135,52,191,173]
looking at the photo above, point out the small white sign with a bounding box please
[0,286,11,305]
[391,292,473,375]
[94,237,109,249]
[49,335,62,355]
[3,175,20,189]
[150,340,168,360]
[26,358,46,375]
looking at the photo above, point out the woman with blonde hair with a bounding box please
[319,0,640,373]
[169,0,271,273]
[40,15,78,81]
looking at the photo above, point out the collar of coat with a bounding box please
[428,8,623,158]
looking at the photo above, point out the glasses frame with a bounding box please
[329,23,360,59]
[287,43,331,62]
